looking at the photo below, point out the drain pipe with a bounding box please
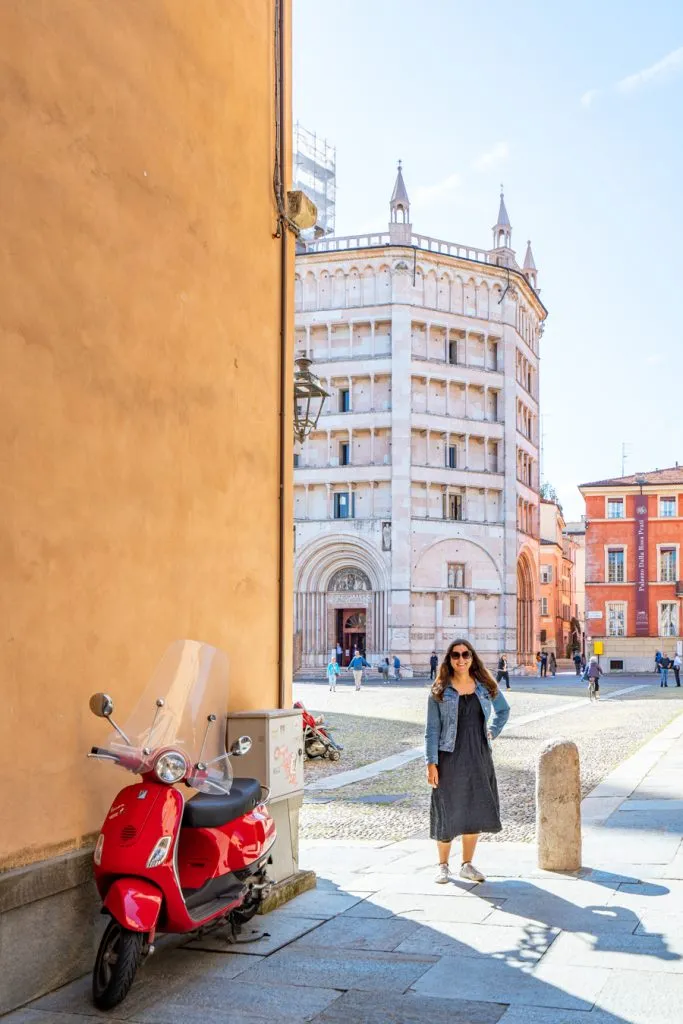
[274,0,289,709]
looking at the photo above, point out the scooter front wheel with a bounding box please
[93,919,145,1010]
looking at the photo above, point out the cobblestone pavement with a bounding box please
[295,675,683,844]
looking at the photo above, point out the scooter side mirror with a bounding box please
[230,735,252,757]
[89,693,114,718]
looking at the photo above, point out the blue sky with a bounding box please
[293,0,683,519]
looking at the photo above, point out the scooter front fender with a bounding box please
[103,877,163,932]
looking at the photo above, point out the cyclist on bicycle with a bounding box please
[585,656,603,700]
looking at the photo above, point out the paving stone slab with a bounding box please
[607,880,683,915]
[485,896,641,934]
[272,889,366,918]
[411,955,610,1011]
[593,969,683,1022]
[605,810,683,833]
[291,913,421,952]
[499,1008,629,1024]
[635,909,683,936]
[130,980,343,1024]
[352,871,478,896]
[474,878,617,904]
[346,891,504,923]
[239,945,438,994]
[184,913,326,956]
[313,873,379,893]
[395,920,558,961]
[27,949,260,1020]
[310,989,507,1023]
[2,1013,125,1024]
[540,929,683,972]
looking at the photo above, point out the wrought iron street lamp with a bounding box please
[293,355,328,444]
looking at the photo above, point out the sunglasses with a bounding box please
[450,650,472,661]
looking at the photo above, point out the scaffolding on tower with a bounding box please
[293,122,336,239]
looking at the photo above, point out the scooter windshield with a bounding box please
[107,640,233,795]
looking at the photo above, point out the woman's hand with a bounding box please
[427,764,439,788]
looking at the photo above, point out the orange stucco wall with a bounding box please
[0,0,293,870]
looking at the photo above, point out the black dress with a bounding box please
[430,693,502,842]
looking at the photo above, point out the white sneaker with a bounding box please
[435,863,451,884]
[460,862,486,883]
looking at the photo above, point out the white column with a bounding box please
[426,429,430,467]
[464,433,469,470]
[371,321,376,357]
[348,427,353,464]
[446,381,450,417]
[464,383,469,419]
[326,483,332,519]
[305,484,310,518]
[483,487,488,523]
[485,386,489,420]
[426,323,431,356]
[305,324,311,359]
[464,331,470,367]
[370,374,375,411]
[327,323,332,361]
[370,429,375,465]
[327,430,331,465]
[425,377,431,414]
[349,321,354,360]
[468,594,476,631]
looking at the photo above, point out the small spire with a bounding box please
[391,160,410,207]
[496,185,511,229]
[523,240,537,272]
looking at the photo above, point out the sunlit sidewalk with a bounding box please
[6,712,683,1024]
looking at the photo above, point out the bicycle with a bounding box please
[587,677,599,701]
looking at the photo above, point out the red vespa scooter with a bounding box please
[88,640,276,1010]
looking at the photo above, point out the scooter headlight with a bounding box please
[154,750,187,784]
[147,835,173,868]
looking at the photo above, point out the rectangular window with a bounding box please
[339,388,350,413]
[448,340,458,365]
[444,493,463,521]
[339,442,350,466]
[607,498,625,519]
[447,562,465,589]
[449,595,462,616]
[660,548,677,582]
[540,565,552,584]
[540,597,548,616]
[447,445,457,469]
[607,548,625,583]
[607,602,626,637]
[293,453,300,468]
[333,492,354,519]
[610,660,624,671]
[661,497,676,518]
[540,629,547,643]
[660,602,679,637]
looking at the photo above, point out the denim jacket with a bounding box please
[425,683,510,765]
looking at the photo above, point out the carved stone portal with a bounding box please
[328,568,372,592]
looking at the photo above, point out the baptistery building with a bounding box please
[293,166,546,669]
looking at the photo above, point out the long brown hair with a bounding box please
[431,638,498,701]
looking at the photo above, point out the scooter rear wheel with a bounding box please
[93,919,144,1010]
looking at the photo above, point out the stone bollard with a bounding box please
[536,738,582,871]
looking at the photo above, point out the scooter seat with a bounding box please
[182,778,263,829]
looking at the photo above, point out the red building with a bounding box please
[579,467,683,672]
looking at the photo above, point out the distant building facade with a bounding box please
[579,467,683,671]
[564,519,587,656]
[293,166,547,669]
[539,501,579,658]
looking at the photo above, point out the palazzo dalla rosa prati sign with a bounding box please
[635,500,649,636]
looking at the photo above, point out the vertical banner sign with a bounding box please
[635,500,649,636]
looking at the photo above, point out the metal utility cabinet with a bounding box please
[227,708,304,884]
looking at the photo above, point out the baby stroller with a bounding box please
[294,701,343,761]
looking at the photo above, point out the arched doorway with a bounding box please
[516,554,535,662]
[338,610,367,666]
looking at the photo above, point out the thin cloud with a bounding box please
[414,172,461,207]
[582,44,683,106]
[472,141,509,170]
[617,45,683,93]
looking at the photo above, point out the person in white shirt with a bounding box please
[673,654,682,688]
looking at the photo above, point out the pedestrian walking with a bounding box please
[425,638,510,884]
[336,642,343,664]
[393,654,402,681]
[660,654,670,688]
[573,651,582,676]
[673,653,681,687]
[326,657,341,692]
[540,650,548,678]
[549,652,557,677]
[585,655,602,698]
[496,653,510,690]
[535,651,542,677]
[379,657,390,683]
[580,654,586,674]
[349,651,369,691]
[429,651,439,681]
[655,650,662,677]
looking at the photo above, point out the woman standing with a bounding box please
[549,652,557,677]
[425,639,510,883]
